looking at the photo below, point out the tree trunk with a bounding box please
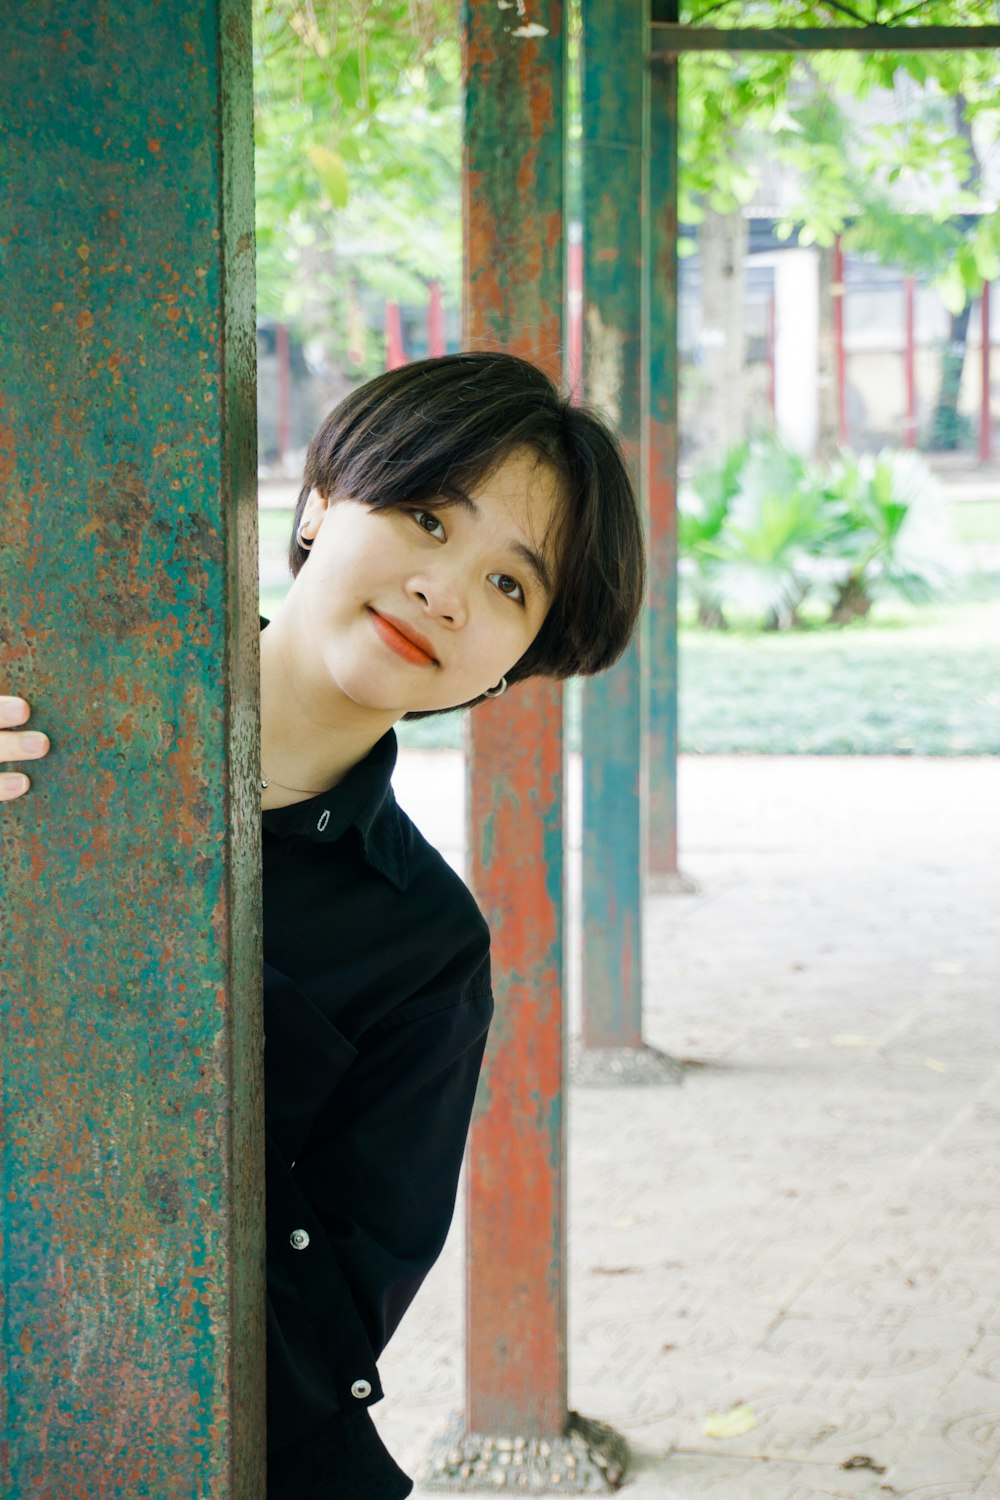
[829,572,874,625]
[929,92,980,451]
[698,205,747,462]
[929,302,974,450]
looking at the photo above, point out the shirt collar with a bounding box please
[259,617,409,891]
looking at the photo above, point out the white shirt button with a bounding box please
[351,1379,372,1400]
[290,1228,310,1250]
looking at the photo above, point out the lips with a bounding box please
[367,608,439,666]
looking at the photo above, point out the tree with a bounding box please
[253,0,461,380]
[674,41,795,454]
[676,0,1000,451]
[768,43,1000,450]
[253,0,1000,415]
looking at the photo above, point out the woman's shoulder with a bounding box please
[389,798,491,977]
[394,798,489,936]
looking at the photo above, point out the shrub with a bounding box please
[679,438,952,630]
[678,439,747,627]
[821,449,954,623]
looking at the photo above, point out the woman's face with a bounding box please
[290,446,562,718]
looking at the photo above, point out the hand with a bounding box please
[0,698,50,800]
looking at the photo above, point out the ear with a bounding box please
[300,487,331,528]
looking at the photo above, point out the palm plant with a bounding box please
[707,437,841,630]
[824,450,953,623]
[679,439,953,631]
[679,440,748,627]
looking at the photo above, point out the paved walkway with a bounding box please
[371,752,1000,1499]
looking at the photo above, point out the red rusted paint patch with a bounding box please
[467,681,566,1436]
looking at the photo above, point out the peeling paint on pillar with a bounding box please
[646,37,680,878]
[466,687,567,1438]
[580,0,646,1049]
[463,0,568,1441]
[0,3,263,1496]
[463,0,564,366]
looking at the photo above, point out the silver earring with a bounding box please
[297,524,314,551]
[483,676,507,698]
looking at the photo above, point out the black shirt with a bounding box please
[261,621,493,1497]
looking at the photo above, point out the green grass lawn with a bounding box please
[675,586,999,756]
[259,511,999,756]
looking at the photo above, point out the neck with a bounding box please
[259,603,397,809]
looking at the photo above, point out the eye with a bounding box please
[411,509,446,541]
[488,572,525,606]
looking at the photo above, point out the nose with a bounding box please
[409,565,468,629]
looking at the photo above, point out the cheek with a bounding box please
[311,529,386,597]
[514,597,548,654]
[487,607,543,673]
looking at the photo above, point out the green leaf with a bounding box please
[973,239,1000,284]
[936,261,969,317]
[958,243,980,288]
[306,145,350,207]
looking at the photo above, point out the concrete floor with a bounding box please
[371,751,1000,1499]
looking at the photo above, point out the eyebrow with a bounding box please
[438,486,553,596]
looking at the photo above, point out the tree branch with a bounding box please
[814,0,876,26]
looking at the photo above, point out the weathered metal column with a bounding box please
[428,280,447,358]
[578,0,646,1058]
[423,0,626,1487]
[575,0,680,1083]
[462,0,566,1450]
[386,302,406,367]
[0,4,263,1496]
[645,6,681,884]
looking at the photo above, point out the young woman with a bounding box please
[1,351,645,1498]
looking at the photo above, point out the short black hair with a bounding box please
[289,351,645,714]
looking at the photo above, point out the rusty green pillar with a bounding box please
[0,4,263,1496]
[578,0,645,1051]
[462,0,567,1448]
[575,0,681,1085]
[646,8,680,882]
[424,0,626,1487]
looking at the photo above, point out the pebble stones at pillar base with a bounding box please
[569,1041,684,1088]
[421,1411,629,1492]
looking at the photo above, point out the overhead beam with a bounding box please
[651,22,1000,52]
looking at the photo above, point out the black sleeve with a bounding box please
[295,967,494,1357]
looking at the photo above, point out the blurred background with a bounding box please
[254,0,999,761]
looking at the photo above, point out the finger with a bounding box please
[0,773,30,799]
[0,697,29,726]
[0,730,49,763]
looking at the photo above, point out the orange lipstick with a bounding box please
[368,609,438,666]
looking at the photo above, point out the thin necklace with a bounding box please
[260,772,328,795]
